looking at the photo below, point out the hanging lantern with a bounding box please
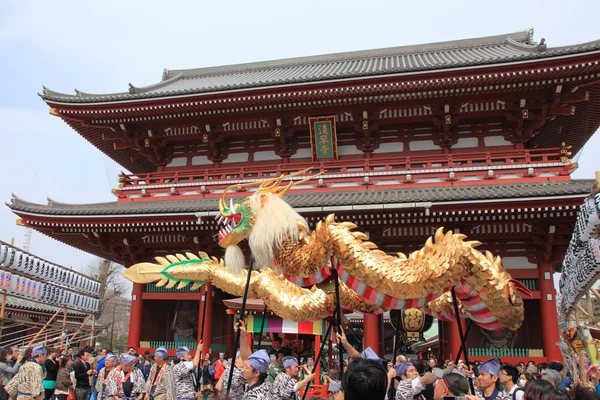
[390,308,434,343]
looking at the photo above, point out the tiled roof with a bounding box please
[40,29,600,103]
[6,296,87,317]
[7,180,594,217]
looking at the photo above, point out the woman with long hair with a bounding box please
[0,346,23,400]
[55,356,74,400]
[524,379,553,400]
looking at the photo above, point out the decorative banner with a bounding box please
[309,116,338,161]
[246,315,326,336]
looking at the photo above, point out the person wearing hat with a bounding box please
[144,347,174,400]
[390,362,440,400]
[5,345,47,400]
[171,341,202,400]
[432,371,469,400]
[271,356,314,400]
[476,358,501,400]
[548,362,570,392]
[215,350,245,400]
[236,321,272,399]
[106,354,145,400]
[95,355,118,400]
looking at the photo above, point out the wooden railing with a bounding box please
[113,148,570,199]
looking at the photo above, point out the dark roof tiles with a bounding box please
[8,180,594,217]
[41,30,600,103]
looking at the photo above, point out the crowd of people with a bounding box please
[0,326,599,400]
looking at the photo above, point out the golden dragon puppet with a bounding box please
[124,169,530,331]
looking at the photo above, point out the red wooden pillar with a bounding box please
[225,313,235,357]
[314,334,321,386]
[364,314,382,356]
[442,320,463,362]
[200,284,214,356]
[538,262,562,362]
[127,283,144,350]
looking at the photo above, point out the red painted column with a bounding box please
[538,262,563,362]
[363,314,382,356]
[200,284,214,356]
[225,313,235,357]
[442,320,463,362]
[127,283,144,350]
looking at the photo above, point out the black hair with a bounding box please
[341,358,387,400]
[571,385,600,400]
[501,364,520,384]
[250,368,268,383]
[77,349,88,358]
[273,336,282,344]
[538,363,549,371]
[541,389,571,400]
[0,347,10,363]
[521,373,535,382]
[524,379,553,400]
[59,356,71,370]
[412,360,426,375]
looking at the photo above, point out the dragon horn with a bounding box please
[122,262,165,284]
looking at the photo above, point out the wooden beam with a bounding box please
[113,141,132,150]
[550,105,576,116]
[27,307,64,347]
[68,314,93,345]
[101,132,124,141]
[562,91,590,103]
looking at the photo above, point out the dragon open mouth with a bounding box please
[216,212,242,241]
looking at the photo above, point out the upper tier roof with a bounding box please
[41,29,600,103]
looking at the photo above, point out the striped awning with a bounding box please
[246,315,326,336]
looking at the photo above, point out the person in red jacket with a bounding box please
[213,353,226,396]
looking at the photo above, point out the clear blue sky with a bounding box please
[1,0,598,278]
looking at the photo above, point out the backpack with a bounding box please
[512,388,524,400]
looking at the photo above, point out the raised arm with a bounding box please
[192,340,203,368]
[337,328,360,359]
[236,320,251,361]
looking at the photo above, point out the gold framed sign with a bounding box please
[309,115,338,161]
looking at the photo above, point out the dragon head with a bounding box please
[216,168,320,248]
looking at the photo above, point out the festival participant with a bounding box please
[237,321,272,399]
[267,354,281,383]
[433,372,469,400]
[271,356,314,400]
[216,351,245,400]
[523,379,552,400]
[391,362,439,400]
[73,349,97,400]
[547,363,570,392]
[6,345,47,400]
[96,355,118,400]
[171,342,202,400]
[55,356,74,400]
[199,359,214,400]
[106,354,146,400]
[0,346,23,393]
[336,358,388,400]
[475,358,501,400]
[43,348,60,400]
[541,370,562,390]
[144,347,174,400]
[213,353,226,383]
[500,364,524,400]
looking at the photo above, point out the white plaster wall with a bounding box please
[253,151,279,161]
[502,256,537,269]
[191,155,210,166]
[484,136,511,146]
[409,140,438,151]
[222,153,249,163]
[166,157,187,168]
[453,137,479,149]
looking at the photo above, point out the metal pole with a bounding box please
[301,307,338,400]
[333,269,343,382]
[226,264,254,400]
[391,310,401,364]
[450,288,475,394]
[195,284,209,391]
[257,305,268,349]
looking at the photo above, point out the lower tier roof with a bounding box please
[8,179,594,217]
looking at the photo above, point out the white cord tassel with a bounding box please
[224,245,246,274]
